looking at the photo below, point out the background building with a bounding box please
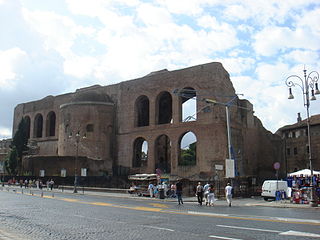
[276,113,320,174]
[12,62,283,184]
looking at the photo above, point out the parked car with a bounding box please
[261,180,288,201]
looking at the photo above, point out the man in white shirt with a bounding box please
[148,183,154,198]
[225,183,233,207]
[203,182,210,206]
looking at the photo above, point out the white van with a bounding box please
[261,180,288,201]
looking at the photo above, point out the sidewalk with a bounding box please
[2,185,319,209]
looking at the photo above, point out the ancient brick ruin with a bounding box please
[12,62,283,182]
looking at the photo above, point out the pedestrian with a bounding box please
[170,183,176,198]
[148,182,154,198]
[207,185,215,206]
[203,182,210,206]
[196,182,204,205]
[176,179,183,205]
[49,179,54,191]
[225,183,233,207]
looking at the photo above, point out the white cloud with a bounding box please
[22,9,95,57]
[156,0,205,15]
[218,57,255,75]
[137,3,173,26]
[282,50,319,66]
[253,23,320,57]
[0,47,27,89]
[63,55,98,78]
[0,127,11,139]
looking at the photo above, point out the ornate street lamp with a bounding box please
[285,67,319,207]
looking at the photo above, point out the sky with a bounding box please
[0,0,320,139]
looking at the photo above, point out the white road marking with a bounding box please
[273,217,320,224]
[280,230,320,238]
[208,235,242,240]
[216,224,281,233]
[187,211,229,217]
[144,226,175,232]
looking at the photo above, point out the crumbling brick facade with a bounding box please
[12,62,283,181]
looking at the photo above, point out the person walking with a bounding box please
[203,182,210,206]
[207,185,215,206]
[148,182,154,198]
[196,182,204,205]
[225,183,233,207]
[176,180,183,205]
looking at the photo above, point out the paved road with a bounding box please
[0,187,319,240]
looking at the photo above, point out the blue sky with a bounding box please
[1,0,320,139]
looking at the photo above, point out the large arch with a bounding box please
[155,134,171,174]
[46,111,56,137]
[180,87,197,122]
[24,116,31,139]
[178,131,197,166]
[135,95,149,127]
[132,137,148,167]
[33,113,43,138]
[156,91,172,125]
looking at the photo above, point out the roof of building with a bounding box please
[277,114,320,132]
[72,90,112,103]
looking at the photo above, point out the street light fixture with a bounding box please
[285,67,319,207]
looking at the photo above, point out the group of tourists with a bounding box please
[195,182,233,207]
[5,178,55,190]
[146,179,233,206]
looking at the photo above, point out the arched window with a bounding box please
[156,91,172,124]
[135,95,149,127]
[180,87,197,122]
[86,124,94,132]
[179,131,197,166]
[34,114,43,138]
[46,111,56,137]
[155,134,171,173]
[24,116,31,139]
[133,137,148,167]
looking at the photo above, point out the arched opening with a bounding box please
[33,114,43,138]
[133,137,148,167]
[46,111,56,137]
[180,87,197,122]
[155,134,171,173]
[156,91,172,124]
[24,116,31,139]
[135,95,149,127]
[179,131,197,166]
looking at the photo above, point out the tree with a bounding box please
[5,147,18,175]
[180,142,196,166]
[11,118,29,175]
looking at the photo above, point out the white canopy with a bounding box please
[288,169,320,177]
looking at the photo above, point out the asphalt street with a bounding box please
[0,187,319,240]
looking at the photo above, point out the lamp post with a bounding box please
[73,132,80,193]
[205,95,245,178]
[285,67,319,207]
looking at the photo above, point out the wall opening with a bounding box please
[133,137,148,167]
[34,114,43,138]
[180,87,197,122]
[24,116,31,139]
[155,134,171,173]
[46,111,56,137]
[135,95,149,127]
[156,91,172,124]
[179,131,197,166]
